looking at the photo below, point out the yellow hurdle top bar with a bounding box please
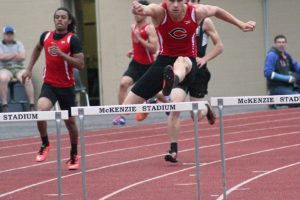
[71,101,208,116]
[0,111,69,122]
[210,95,300,107]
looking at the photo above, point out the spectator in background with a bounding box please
[0,25,35,112]
[264,34,300,108]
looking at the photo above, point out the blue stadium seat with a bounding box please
[8,80,28,112]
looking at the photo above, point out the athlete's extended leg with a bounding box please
[162,57,192,96]
[190,96,216,125]
[123,91,146,104]
[118,76,134,104]
[113,76,135,125]
[165,88,187,163]
[36,97,53,162]
[65,117,80,170]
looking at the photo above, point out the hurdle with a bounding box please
[72,101,208,200]
[210,94,300,200]
[0,110,68,200]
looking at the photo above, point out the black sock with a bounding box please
[173,75,180,87]
[170,142,178,153]
[41,136,49,146]
[1,104,8,112]
[29,104,35,111]
[71,143,78,155]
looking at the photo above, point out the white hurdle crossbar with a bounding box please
[72,101,208,200]
[0,111,68,200]
[210,94,300,200]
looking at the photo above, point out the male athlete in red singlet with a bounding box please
[123,0,256,163]
[131,23,155,66]
[112,0,158,125]
[22,7,84,170]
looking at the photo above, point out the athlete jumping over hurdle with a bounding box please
[123,0,256,163]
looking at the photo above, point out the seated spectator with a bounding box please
[0,25,35,112]
[264,34,300,108]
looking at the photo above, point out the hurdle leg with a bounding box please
[217,99,227,200]
[192,103,201,200]
[55,112,62,200]
[78,108,87,200]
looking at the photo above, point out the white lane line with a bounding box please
[235,188,250,191]
[1,141,300,199]
[1,110,299,149]
[183,163,195,166]
[215,162,300,200]
[44,193,72,197]
[1,130,299,174]
[0,133,167,159]
[2,120,300,160]
[0,124,168,150]
[175,183,197,186]
[252,171,268,173]
[98,144,300,200]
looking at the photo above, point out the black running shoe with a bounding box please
[164,150,178,163]
[147,97,157,104]
[162,65,174,96]
[206,104,216,125]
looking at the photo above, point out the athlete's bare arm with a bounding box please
[197,18,224,67]
[135,24,158,54]
[195,4,256,32]
[132,1,165,26]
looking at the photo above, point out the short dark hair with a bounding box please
[274,34,287,43]
[138,0,149,6]
[54,7,77,33]
[190,0,200,3]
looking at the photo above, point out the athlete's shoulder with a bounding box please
[70,34,83,54]
[194,3,208,22]
[70,34,81,42]
[131,23,136,29]
[39,31,51,46]
[145,23,155,31]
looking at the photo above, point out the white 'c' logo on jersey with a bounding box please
[169,28,187,39]
[48,47,58,56]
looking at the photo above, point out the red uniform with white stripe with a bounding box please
[43,31,75,88]
[156,2,198,57]
[131,23,154,65]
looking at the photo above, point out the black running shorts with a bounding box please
[39,83,76,117]
[187,65,211,98]
[123,60,151,83]
[131,55,197,100]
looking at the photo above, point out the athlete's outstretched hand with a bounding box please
[240,21,256,32]
[132,1,144,15]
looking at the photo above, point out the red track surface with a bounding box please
[1,108,300,200]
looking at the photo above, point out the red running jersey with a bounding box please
[43,31,75,87]
[156,2,198,57]
[131,23,154,65]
